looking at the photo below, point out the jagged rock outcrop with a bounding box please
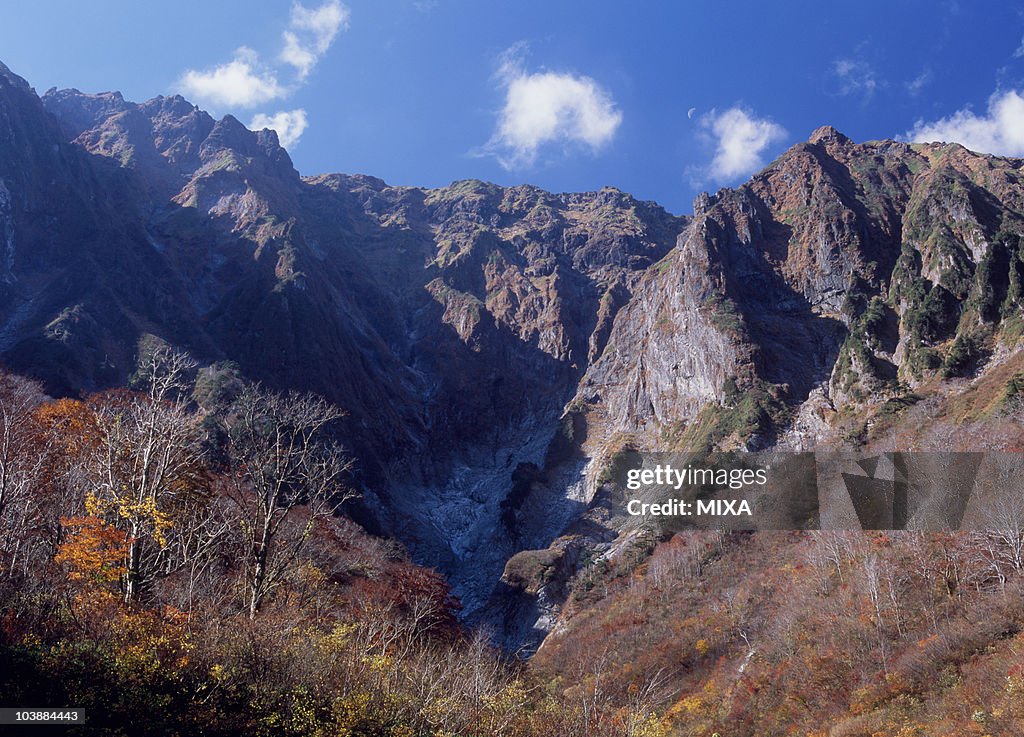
[564,126,1024,460]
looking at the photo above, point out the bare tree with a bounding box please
[0,372,47,577]
[132,340,200,405]
[623,667,672,737]
[972,460,1024,589]
[158,480,236,619]
[574,647,613,735]
[82,344,208,605]
[809,530,858,585]
[220,384,354,618]
[862,554,890,674]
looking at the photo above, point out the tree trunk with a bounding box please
[124,531,140,606]
[249,544,267,619]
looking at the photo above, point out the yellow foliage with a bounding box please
[618,708,670,737]
[482,678,529,713]
[421,693,461,727]
[361,653,393,672]
[681,695,703,714]
[333,691,371,733]
[86,491,175,547]
[306,622,357,657]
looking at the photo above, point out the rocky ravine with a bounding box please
[3,61,1024,645]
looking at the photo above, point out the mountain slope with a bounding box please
[569,125,1024,460]
[1,62,685,619]
[2,61,1024,643]
[499,129,1024,645]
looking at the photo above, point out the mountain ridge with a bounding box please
[2,59,1024,645]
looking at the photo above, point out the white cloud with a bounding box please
[251,109,309,148]
[833,58,881,100]
[700,107,787,182]
[906,88,1024,156]
[175,2,348,148]
[906,69,931,96]
[178,47,286,108]
[1014,34,1024,58]
[485,47,622,169]
[280,0,350,79]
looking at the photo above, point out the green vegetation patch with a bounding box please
[503,548,564,593]
[677,382,789,454]
[703,293,746,337]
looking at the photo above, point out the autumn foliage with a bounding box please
[3,347,1023,735]
[0,355,656,737]
[534,530,1024,736]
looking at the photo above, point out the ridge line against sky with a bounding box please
[4,1,1024,211]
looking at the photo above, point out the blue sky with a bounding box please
[3,1,1024,213]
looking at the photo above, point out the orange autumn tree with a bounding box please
[54,513,193,680]
[75,344,211,606]
[34,397,102,458]
[33,397,103,537]
[55,514,128,630]
[56,515,127,586]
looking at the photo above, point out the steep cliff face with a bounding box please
[4,59,1024,638]
[498,126,1024,647]
[0,63,219,393]
[565,125,1024,462]
[297,177,684,613]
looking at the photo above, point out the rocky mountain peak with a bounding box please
[204,113,250,145]
[0,61,32,92]
[41,88,132,139]
[143,93,200,116]
[807,124,851,146]
[200,114,297,178]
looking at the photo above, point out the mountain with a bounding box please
[501,125,1024,646]
[0,60,684,623]
[2,60,1024,647]
[571,124,1024,453]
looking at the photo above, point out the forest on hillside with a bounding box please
[2,340,1024,736]
[0,341,670,737]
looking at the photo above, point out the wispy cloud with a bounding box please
[905,88,1024,156]
[483,45,622,169]
[833,57,882,101]
[176,1,348,149]
[906,69,932,96]
[250,109,309,148]
[280,0,350,79]
[699,107,787,183]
